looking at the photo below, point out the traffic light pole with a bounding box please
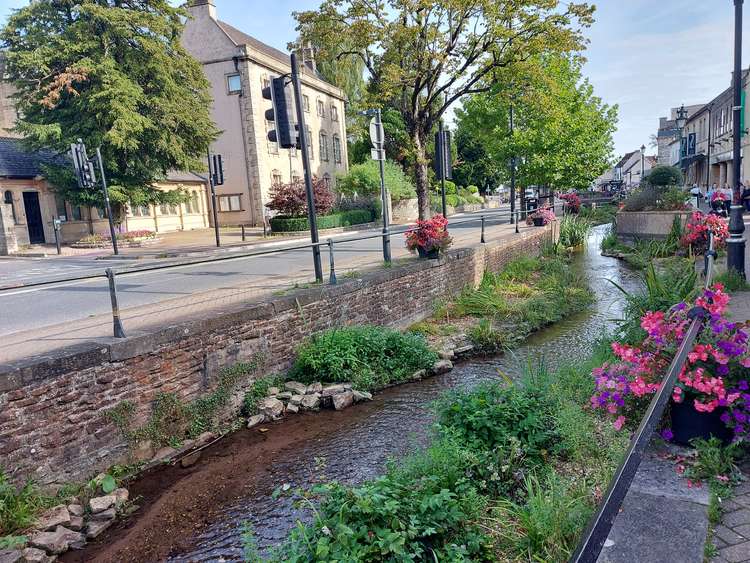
[95,148,119,256]
[439,120,448,218]
[728,0,746,278]
[207,149,221,248]
[376,109,392,263]
[290,53,323,283]
[509,103,516,224]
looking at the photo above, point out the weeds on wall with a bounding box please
[106,354,266,449]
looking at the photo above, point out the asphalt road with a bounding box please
[0,209,519,362]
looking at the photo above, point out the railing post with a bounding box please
[327,238,337,285]
[515,211,519,234]
[105,268,126,338]
[480,215,486,243]
[241,224,246,242]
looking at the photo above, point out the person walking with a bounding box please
[742,181,750,212]
[723,184,734,216]
[690,183,702,208]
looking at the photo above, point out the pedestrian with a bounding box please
[743,181,750,212]
[723,184,733,215]
[690,183,702,208]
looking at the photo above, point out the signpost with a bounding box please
[369,109,391,263]
[207,151,223,247]
[435,122,453,218]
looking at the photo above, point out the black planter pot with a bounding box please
[417,246,440,259]
[532,216,545,227]
[670,400,733,446]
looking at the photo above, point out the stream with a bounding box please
[69,225,644,563]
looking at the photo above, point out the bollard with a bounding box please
[327,239,337,285]
[53,219,62,255]
[515,211,519,234]
[241,224,246,241]
[480,215,486,243]
[105,268,126,338]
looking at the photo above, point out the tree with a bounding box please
[0,0,218,214]
[294,0,595,219]
[646,165,683,187]
[455,54,617,192]
[337,159,416,202]
[266,177,335,216]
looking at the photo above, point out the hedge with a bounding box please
[270,209,374,232]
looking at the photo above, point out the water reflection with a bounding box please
[172,225,643,562]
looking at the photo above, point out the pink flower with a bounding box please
[613,416,626,430]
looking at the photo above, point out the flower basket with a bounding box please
[417,246,440,259]
[532,216,545,227]
[670,401,733,446]
[526,206,556,226]
[405,214,452,258]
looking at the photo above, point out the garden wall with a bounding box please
[0,226,554,486]
[615,210,690,244]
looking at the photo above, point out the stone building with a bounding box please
[656,104,705,166]
[181,0,349,227]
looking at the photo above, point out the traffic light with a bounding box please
[211,154,224,186]
[434,130,453,180]
[70,140,97,189]
[262,77,297,149]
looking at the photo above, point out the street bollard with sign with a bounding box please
[53,218,62,255]
[369,110,392,263]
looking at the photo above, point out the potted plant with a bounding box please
[560,192,581,214]
[680,211,729,255]
[591,284,750,445]
[526,206,556,227]
[405,214,452,259]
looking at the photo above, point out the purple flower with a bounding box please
[739,380,749,391]
[721,412,732,424]
[734,411,747,423]
[661,429,674,441]
[718,364,730,376]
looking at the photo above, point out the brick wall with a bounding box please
[0,227,552,485]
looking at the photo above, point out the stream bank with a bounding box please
[63,225,640,562]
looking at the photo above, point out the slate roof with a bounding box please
[166,170,207,183]
[0,137,66,178]
[217,20,292,66]
[615,151,637,170]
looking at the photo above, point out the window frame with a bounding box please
[303,94,310,112]
[227,73,242,95]
[317,99,325,117]
[218,194,243,212]
[333,135,342,164]
[319,131,329,162]
[331,104,339,121]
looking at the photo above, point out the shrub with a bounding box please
[266,177,334,216]
[645,165,683,187]
[467,319,506,354]
[558,215,591,248]
[269,209,373,232]
[288,326,438,391]
[0,470,53,536]
[623,185,687,212]
[241,375,284,416]
[337,160,416,202]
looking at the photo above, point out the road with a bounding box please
[0,208,521,363]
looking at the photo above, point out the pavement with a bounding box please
[0,208,525,364]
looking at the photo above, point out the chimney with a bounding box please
[302,41,317,73]
[186,0,216,20]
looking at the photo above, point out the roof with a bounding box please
[217,20,291,66]
[166,170,207,183]
[615,151,637,169]
[0,137,66,178]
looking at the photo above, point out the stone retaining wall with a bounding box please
[0,226,553,486]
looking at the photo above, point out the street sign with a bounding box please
[371,148,385,161]
[369,117,384,148]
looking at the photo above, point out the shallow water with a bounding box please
[166,225,643,562]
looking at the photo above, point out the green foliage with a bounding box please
[558,215,592,248]
[715,268,750,292]
[685,438,742,484]
[269,209,373,232]
[0,470,55,536]
[337,160,416,202]
[467,319,506,354]
[645,165,683,187]
[289,326,438,391]
[623,185,687,212]
[106,356,265,448]
[0,535,27,550]
[241,375,285,417]
[1,0,218,213]
[435,382,561,461]
[578,203,618,225]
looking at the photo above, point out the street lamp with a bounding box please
[675,104,688,178]
[640,144,646,183]
[727,0,746,278]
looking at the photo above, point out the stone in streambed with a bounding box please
[305,382,322,394]
[438,349,455,360]
[36,505,70,531]
[88,495,116,514]
[21,548,54,563]
[57,526,85,550]
[267,386,280,396]
[411,369,426,381]
[68,515,84,531]
[285,403,299,414]
[113,488,129,506]
[321,384,345,397]
[67,504,84,517]
[300,393,321,410]
[276,391,292,400]
[453,345,474,356]
[247,414,266,428]
[289,394,304,406]
[89,508,116,522]
[352,390,372,402]
[285,381,308,395]
[259,397,285,420]
[332,391,354,410]
[85,519,113,539]
[0,550,22,563]
[180,451,202,468]
[431,359,453,375]
[30,526,80,555]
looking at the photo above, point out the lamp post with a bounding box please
[728,0,746,278]
[640,144,646,184]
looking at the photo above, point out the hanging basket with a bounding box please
[532,216,545,227]
[417,246,440,259]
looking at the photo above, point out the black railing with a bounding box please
[570,232,717,563]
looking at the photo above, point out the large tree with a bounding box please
[1,0,218,213]
[295,0,594,218]
[455,54,617,191]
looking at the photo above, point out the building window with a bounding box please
[303,94,310,112]
[3,190,16,222]
[319,131,329,161]
[333,135,342,164]
[184,197,193,214]
[331,104,338,121]
[317,99,325,117]
[54,194,68,221]
[218,194,242,212]
[227,74,242,94]
[192,192,200,213]
[307,126,314,159]
[272,170,283,185]
[71,205,83,221]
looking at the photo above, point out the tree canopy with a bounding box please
[455,54,617,192]
[646,165,683,187]
[0,0,218,212]
[294,0,595,219]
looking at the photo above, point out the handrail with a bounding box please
[570,232,717,563]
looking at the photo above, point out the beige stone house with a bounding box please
[181,0,349,227]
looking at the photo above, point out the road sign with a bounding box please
[371,148,385,161]
[369,117,384,148]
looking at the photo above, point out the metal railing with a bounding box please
[0,203,566,342]
[570,232,718,563]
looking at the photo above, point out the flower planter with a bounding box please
[670,400,733,446]
[532,216,545,227]
[417,246,440,259]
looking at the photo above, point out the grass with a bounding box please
[0,471,56,537]
[558,215,592,248]
[715,268,750,292]
[577,203,619,226]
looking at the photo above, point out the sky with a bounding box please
[0,0,748,159]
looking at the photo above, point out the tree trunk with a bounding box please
[412,128,431,220]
